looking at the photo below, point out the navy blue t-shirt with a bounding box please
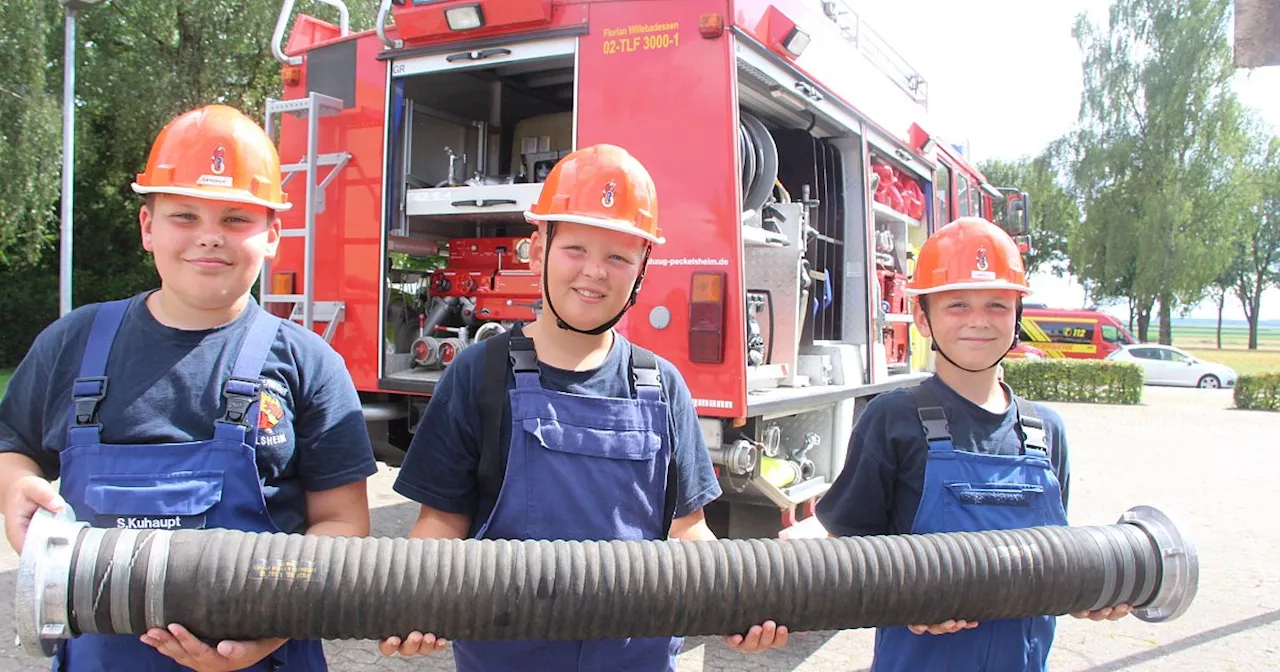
[394,331,722,537]
[0,292,378,535]
[816,375,1071,537]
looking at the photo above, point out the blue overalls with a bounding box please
[452,329,680,672]
[53,297,327,672]
[871,384,1069,672]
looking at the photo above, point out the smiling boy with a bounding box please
[0,104,376,672]
[815,217,1128,671]
[380,144,788,670]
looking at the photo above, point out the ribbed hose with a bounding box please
[36,508,1196,644]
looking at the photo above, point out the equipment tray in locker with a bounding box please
[406,183,543,217]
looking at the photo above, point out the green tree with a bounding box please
[1204,263,1239,349]
[0,0,377,366]
[0,0,63,267]
[1069,0,1248,344]
[1230,136,1280,349]
[978,141,1079,278]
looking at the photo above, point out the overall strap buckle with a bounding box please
[508,323,539,374]
[628,344,662,403]
[509,348,539,373]
[1013,397,1049,454]
[72,376,109,426]
[908,384,952,442]
[220,376,262,426]
[917,406,951,441]
[633,365,661,389]
[630,346,661,390]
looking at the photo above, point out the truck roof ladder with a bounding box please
[260,92,352,343]
[819,0,929,109]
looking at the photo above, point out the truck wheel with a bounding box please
[1196,375,1220,389]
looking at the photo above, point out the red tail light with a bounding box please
[689,271,726,363]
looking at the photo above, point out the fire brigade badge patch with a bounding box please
[255,380,293,449]
[975,246,989,272]
[211,145,227,175]
[258,388,285,430]
[602,180,616,208]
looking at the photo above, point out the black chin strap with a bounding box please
[923,298,1024,374]
[541,222,651,336]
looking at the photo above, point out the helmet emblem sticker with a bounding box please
[970,245,996,280]
[601,180,616,208]
[211,145,227,175]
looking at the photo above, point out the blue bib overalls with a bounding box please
[871,384,1069,672]
[53,298,327,671]
[453,329,680,672]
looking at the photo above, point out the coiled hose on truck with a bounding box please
[15,505,1197,657]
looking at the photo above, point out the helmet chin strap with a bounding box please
[539,222,652,336]
[923,298,1024,374]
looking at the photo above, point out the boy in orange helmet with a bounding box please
[816,217,1129,671]
[0,104,376,671]
[380,144,788,670]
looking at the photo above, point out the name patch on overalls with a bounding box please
[99,514,208,530]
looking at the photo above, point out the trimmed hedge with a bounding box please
[1002,359,1144,405]
[1233,373,1280,411]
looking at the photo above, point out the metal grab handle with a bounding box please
[445,48,513,63]
[272,0,351,66]
[449,199,519,208]
[376,0,401,50]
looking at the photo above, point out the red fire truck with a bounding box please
[260,0,1031,538]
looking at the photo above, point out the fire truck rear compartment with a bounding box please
[707,53,933,536]
[371,33,929,535]
[381,40,577,393]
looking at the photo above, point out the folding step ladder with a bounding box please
[260,92,351,343]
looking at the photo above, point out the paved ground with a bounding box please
[2,386,1276,671]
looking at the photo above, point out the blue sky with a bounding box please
[850,0,1280,322]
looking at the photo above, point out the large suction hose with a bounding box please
[16,506,1197,657]
[740,110,779,217]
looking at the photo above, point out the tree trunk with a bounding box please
[1157,294,1173,346]
[1216,291,1225,350]
[1248,294,1261,350]
[1136,300,1153,343]
[1127,295,1137,334]
[1250,278,1265,350]
[1238,277,1261,351]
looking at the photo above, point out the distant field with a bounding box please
[1166,324,1280,375]
[1184,348,1280,376]
[1094,322,1280,375]
[0,369,9,398]
[1169,324,1280,349]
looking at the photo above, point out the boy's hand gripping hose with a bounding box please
[14,505,1197,657]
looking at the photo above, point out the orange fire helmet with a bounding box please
[906,217,1031,296]
[131,104,291,211]
[524,144,663,244]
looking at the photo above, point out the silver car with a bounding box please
[1106,344,1238,389]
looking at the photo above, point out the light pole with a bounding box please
[57,0,103,316]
